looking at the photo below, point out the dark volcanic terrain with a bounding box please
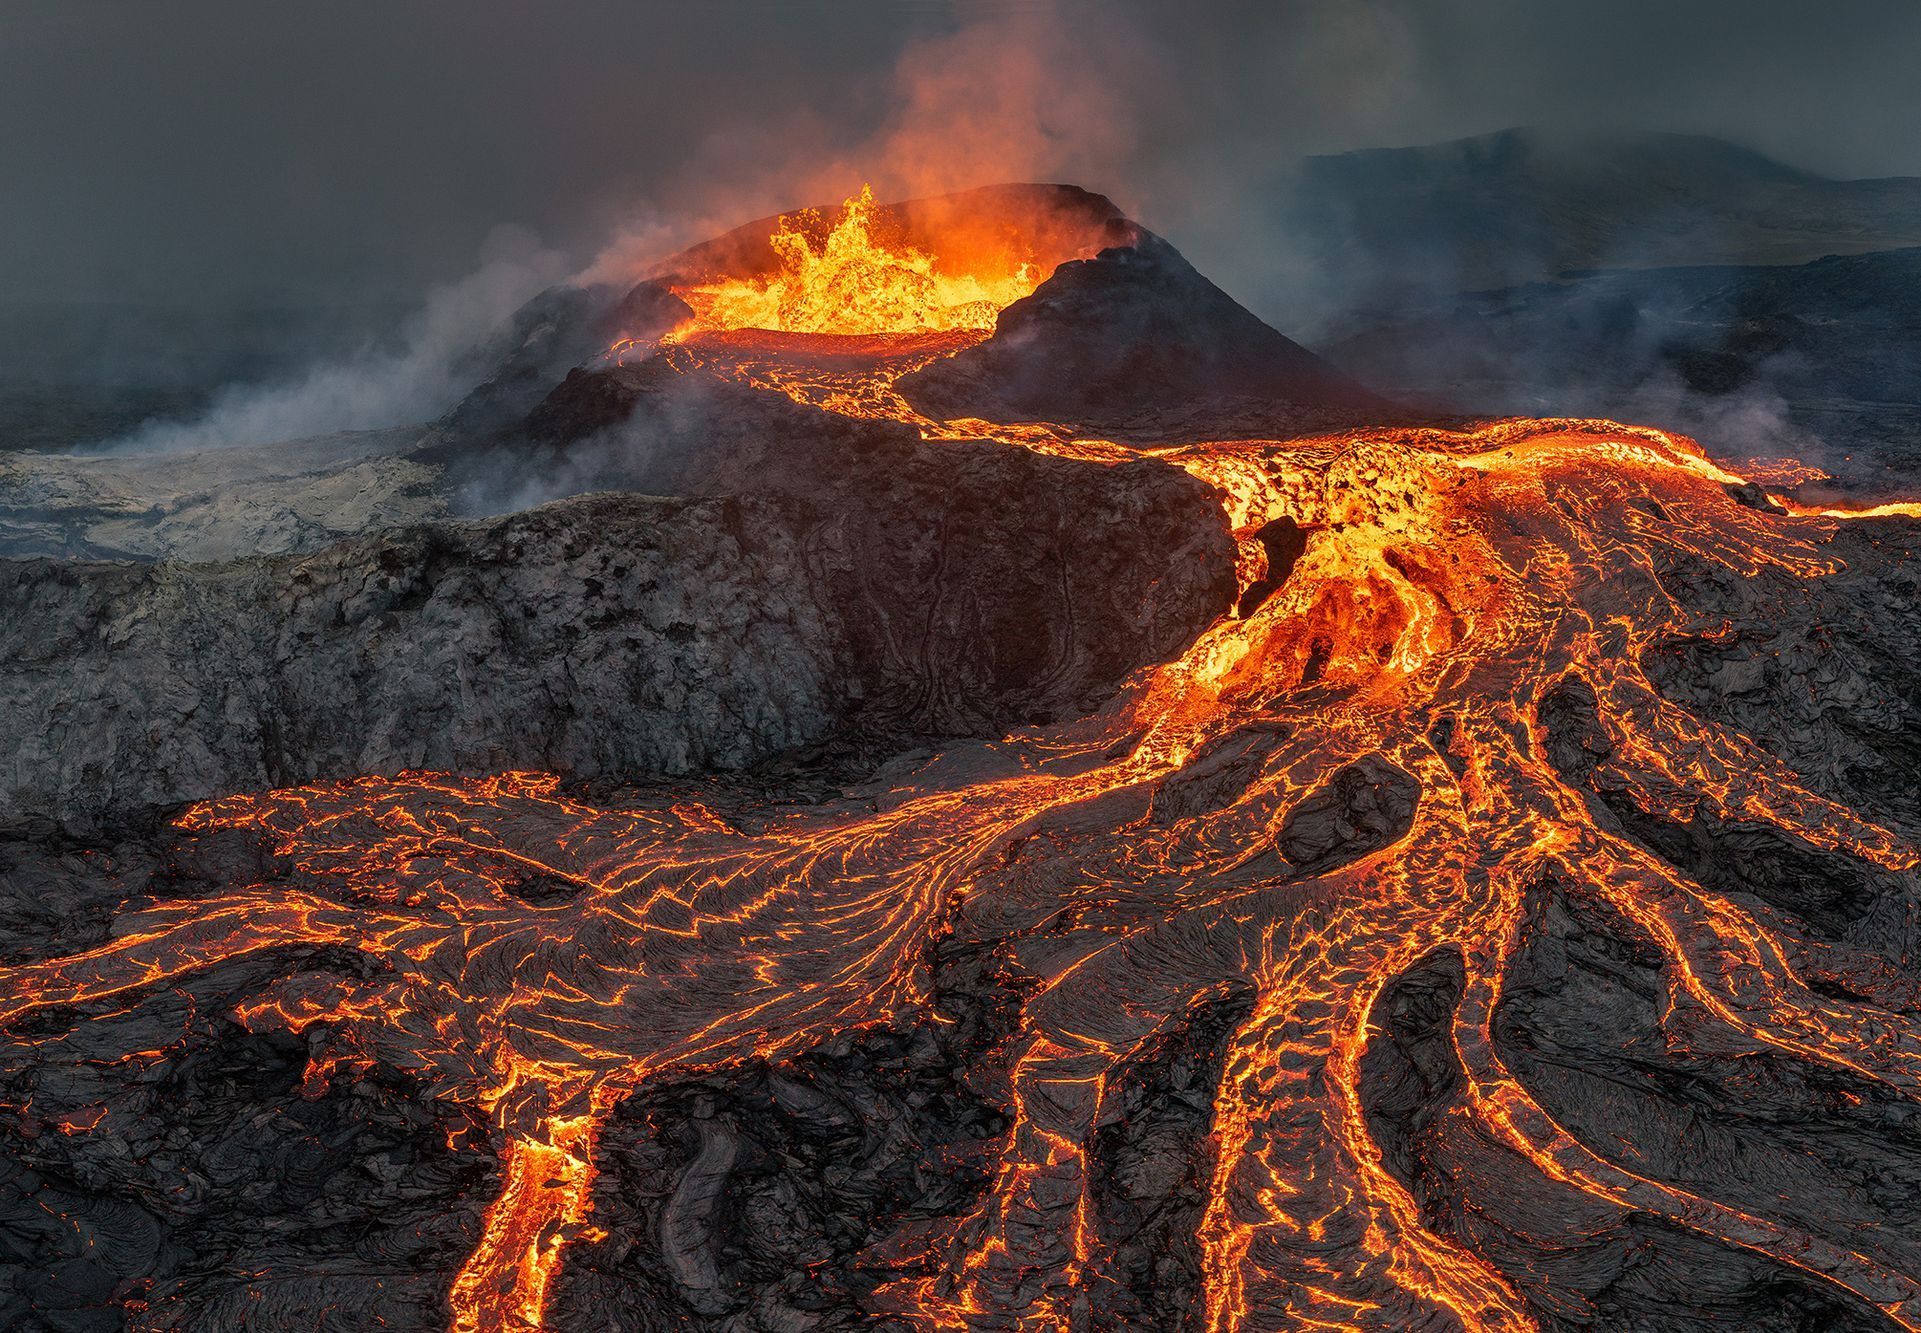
[1275,128,1921,314]
[6,181,1921,1333]
[1327,245,1921,491]
[1287,130,1921,492]
[1,400,1232,830]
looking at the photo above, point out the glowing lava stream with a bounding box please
[7,322,1921,1327]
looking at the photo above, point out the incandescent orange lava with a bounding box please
[7,212,1921,1332]
[674,185,1043,338]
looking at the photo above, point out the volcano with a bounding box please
[6,185,1921,1333]
[429,184,1385,457]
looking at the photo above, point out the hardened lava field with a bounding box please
[8,187,1921,1333]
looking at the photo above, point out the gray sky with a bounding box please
[7,0,1921,306]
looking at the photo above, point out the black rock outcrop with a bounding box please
[900,235,1386,438]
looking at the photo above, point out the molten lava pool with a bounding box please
[674,185,1044,338]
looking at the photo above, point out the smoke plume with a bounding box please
[100,228,566,454]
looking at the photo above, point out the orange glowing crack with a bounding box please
[5,296,1921,1333]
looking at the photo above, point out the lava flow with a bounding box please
[8,193,1921,1333]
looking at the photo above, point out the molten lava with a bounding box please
[674,185,1042,337]
[8,197,1921,1333]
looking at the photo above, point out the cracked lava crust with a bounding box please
[8,186,1921,1333]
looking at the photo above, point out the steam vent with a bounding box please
[9,179,1921,1333]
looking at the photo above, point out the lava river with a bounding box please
[7,201,1921,1331]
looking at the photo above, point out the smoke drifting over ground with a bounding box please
[102,230,566,454]
[449,366,724,521]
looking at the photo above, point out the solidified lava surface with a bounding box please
[7,186,1921,1333]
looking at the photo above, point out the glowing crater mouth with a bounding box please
[671,185,1049,339]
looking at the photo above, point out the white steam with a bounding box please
[100,226,568,454]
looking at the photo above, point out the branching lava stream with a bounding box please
[7,201,1921,1330]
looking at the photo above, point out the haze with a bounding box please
[8,0,1921,309]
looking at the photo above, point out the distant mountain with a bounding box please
[1278,128,1921,317]
[1323,246,1921,489]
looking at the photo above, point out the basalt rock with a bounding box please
[0,430,1234,831]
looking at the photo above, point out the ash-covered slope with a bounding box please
[0,426,439,562]
[897,234,1385,438]
[433,280,692,442]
